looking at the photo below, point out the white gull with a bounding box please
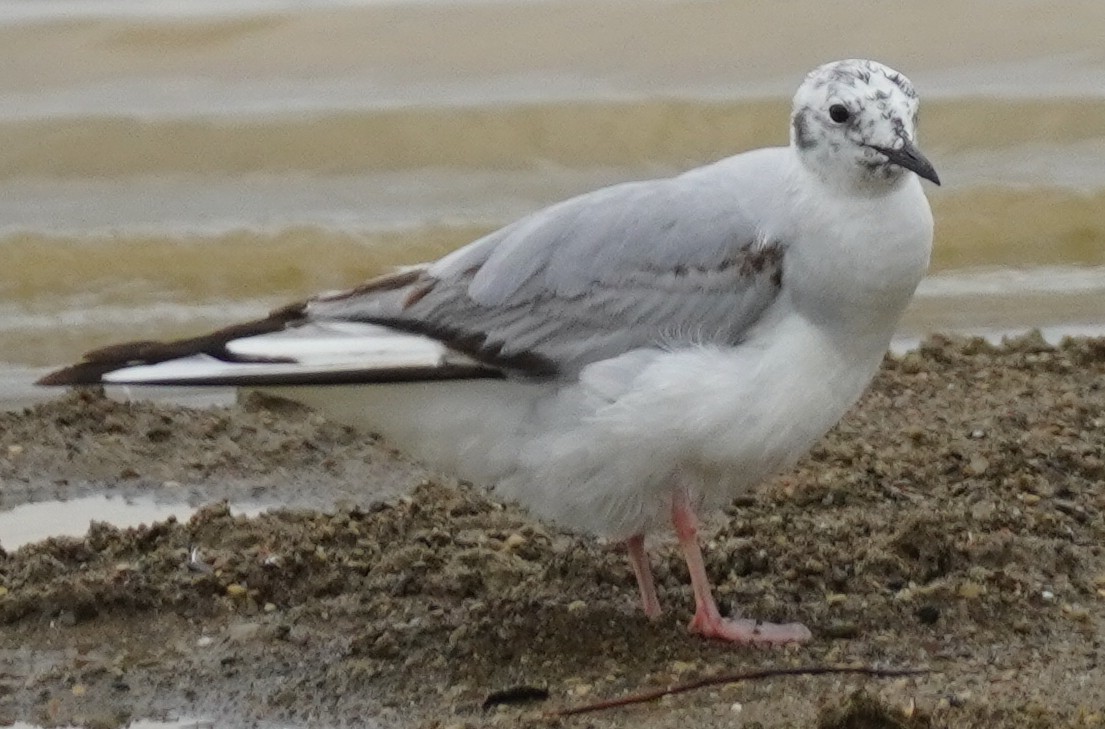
[40,58,939,646]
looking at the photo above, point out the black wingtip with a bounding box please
[36,366,99,386]
[36,304,307,388]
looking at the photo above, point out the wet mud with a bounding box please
[1,334,1104,728]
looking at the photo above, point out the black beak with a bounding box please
[869,139,941,186]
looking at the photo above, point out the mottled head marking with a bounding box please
[789,59,937,192]
[791,109,817,150]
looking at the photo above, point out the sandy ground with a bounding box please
[1,333,1104,729]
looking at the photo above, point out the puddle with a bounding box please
[0,494,270,552]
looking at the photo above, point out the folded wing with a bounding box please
[39,154,789,387]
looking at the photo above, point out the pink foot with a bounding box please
[672,491,812,647]
[626,534,662,619]
[689,611,812,646]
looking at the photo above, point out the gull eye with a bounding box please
[828,104,851,123]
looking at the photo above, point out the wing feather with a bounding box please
[310,156,789,375]
[39,149,793,386]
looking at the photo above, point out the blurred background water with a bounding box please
[3,0,1105,405]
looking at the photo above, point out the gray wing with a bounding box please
[307,160,787,376]
[37,153,791,388]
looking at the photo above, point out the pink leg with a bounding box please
[626,534,662,618]
[672,493,811,646]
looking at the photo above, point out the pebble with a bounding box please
[6,444,24,456]
[970,501,995,520]
[226,584,248,599]
[1062,604,1090,621]
[965,455,990,477]
[503,533,526,550]
[196,635,214,648]
[448,624,468,647]
[566,599,587,612]
[569,683,592,697]
[669,660,696,675]
[916,605,940,625]
[958,581,984,599]
[949,690,971,707]
[227,622,262,643]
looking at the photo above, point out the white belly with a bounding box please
[261,309,891,541]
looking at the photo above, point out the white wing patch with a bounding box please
[102,322,490,386]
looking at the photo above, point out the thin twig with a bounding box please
[550,664,931,717]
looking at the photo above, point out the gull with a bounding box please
[40,59,939,646]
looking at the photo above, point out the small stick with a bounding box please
[551,664,931,717]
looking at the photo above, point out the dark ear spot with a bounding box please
[792,108,817,150]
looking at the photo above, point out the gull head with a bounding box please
[790,59,940,191]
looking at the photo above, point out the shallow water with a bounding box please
[3,0,1105,402]
[0,494,271,552]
